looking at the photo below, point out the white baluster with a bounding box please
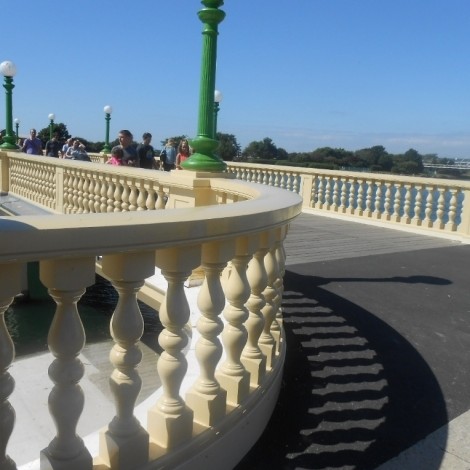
[446,188,459,231]
[39,258,95,470]
[436,186,446,229]
[99,252,155,469]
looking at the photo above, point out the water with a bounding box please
[5,274,163,358]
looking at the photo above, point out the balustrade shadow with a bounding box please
[236,271,449,470]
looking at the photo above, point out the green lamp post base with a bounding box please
[183,135,226,172]
[0,136,18,150]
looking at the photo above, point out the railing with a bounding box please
[226,162,470,238]
[0,150,303,469]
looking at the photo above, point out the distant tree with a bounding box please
[215,132,241,161]
[242,137,280,160]
[37,123,71,147]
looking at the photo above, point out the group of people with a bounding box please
[21,129,90,161]
[107,130,192,171]
[20,127,193,171]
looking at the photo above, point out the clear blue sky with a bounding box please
[3,0,470,157]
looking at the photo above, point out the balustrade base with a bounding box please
[186,388,227,427]
[241,356,266,387]
[98,426,149,470]
[40,446,92,470]
[215,371,250,406]
[147,406,194,449]
[259,343,276,370]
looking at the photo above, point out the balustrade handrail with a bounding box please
[0,150,303,470]
[226,161,470,238]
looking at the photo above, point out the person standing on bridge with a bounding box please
[21,129,43,155]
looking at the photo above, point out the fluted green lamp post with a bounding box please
[183,0,226,172]
[102,105,113,154]
[48,113,55,140]
[14,118,19,143]
[0,60,18,149]
[213,89,222,138]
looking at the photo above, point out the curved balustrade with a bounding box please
[0,150,303,470]
[227,162,470,238]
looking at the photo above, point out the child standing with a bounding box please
[107,146,124,166]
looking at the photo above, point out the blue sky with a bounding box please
[3,0,470,157]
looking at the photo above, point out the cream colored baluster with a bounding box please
[62,172,71,213]
[259,240,279,369]
[339,178,348,213]
[403,184,412,224]
[436,186,446,229]
[155,185,166,210]
[331,177,339,211]
[121,183,130,212]
[365,180,373,217]
[424,185,435,227]
[113,180,123,212]
[373,181,382,219]
[145,185,156,210]
[39,258,95,470]
[348,178,357,215]
[77,175,85,213]
[81,176,90,213]
[270,226,287,353]
[383,182,392,220]
[100,178,108,213]
[0,263,22,470]
[148,246,200,450]
[216,237,252,406]
[86,177,95,213]
[186,241,234,427]
[392,183,403,222]
[129,182,138,211]
[93,177,102,213]
[241,234,267,387]
[136,182,147,211]
[99,252,155,469]
[106,179,115,212]
[324,177,332,209]
[71,173,79,213]
[413,183,424,226]
[446,188,459,231]
[356,179,364,216]
[292,172,300,193]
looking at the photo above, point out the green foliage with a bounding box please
[215,132,241,161]
[242,137,285,160]
[37,123,71,146]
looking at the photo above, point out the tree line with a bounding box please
[7,123,462,177]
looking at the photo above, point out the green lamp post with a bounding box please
[213,89,222,139]
[48,113,55,140]
[102,105,113,154]
[183,0,226,172]
[14,118,19,143]
[0,60,18,150]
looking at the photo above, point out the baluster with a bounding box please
[383,182,392,220]
[317,176,325,209]
[392,183,403,222]
[424,185,435,227]
[155,185,166,210]
[87,177,95,213]
[129,183,138,211]
[331,177,339,211]
[114,181,123,212]
[93,178,102,213]
[145,185,156,210]
[186,241,234,427]
[324,177,332,210]
[81,176,90,213]
[106,179,115,213]
[348,178,357,215]
[216,238,252,406]
[148,246,200,449]
[374,181,383,219]
[63,172,71,213]
[446,188,459,231]
[39,258,95,470]
[241,235,268,387]
[413,183,424,226]
[365,180,373,217]
[436,186,446,229]
[259,243,279,369]
[99,253,155,469]
[403,184,413,224]
[76,175,85,213]
[0,263,22,470]
[271,227,287,353]
[100,178,108,213]
[71,174,79,213]
[292,173,300,193]
[121,184,130,212]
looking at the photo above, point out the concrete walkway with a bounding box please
[236,213,470,469]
